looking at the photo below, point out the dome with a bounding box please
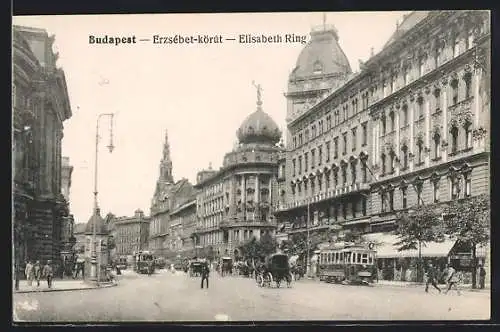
[84,208,108,235]
[236,108,282,145]
[290,26,352,80]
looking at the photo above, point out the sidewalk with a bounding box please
[299,277,490,293]
[13,278,117,294]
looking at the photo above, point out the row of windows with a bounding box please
[291,163,369,196]
[379,173,472,213]
[380,122,473,175]
[204,182,223,197]
[379,75,472,137]
[292,123,368,176]
[379,27,476,100]
[319,251,375,265]
[292,26,478,151]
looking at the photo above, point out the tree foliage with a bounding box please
[395,204,445,252]
[443,194,490,247]
[238,233,277,260]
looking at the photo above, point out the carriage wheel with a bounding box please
[265,272,273,288]
[256,274,264,287]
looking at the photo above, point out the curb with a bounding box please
[13,282,118,294]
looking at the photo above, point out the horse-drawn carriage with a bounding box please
[220,257,233,277]
[255,253,293,288]
[189,260,204,277]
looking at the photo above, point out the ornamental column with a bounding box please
[474,65,481,128]
[409,94,415,172]
[395,103,401,175]
[372,116,377,166]
[241,174,246,220]
[441,77,449,162]
[424,87,431,166]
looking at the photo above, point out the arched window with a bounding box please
[381,153,386,175]
[464,122,472,149]
[432,178,440,203]
[416,139,424,164]
[333,169,338,187]
[341,166,347,185]
[417,96,424,118]
[389,111,395,132]
[450,126,459,153]
[433,132,441,159]
[351,162,357,184]
[389,150,396,174]
[313,61,323,75]
[402,105,408,126]
[451,79,459,105]
[401,145,409,170]
[381,116,386,135]
[467,28,475,49]
[464,73,472,99]
[453,34,461,57]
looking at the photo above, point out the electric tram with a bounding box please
[318,242,376,285]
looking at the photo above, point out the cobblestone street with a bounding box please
[13,270,490,322]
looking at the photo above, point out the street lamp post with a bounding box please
[91,113,115,285]
[306,200,311,278]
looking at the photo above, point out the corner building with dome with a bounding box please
[275,11,490,283]
[193,89,284,259]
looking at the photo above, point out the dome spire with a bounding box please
[252,80,263,111]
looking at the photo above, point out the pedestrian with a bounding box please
[33,260,41,287]
[42,260,54,289]
[425,263,441,293]
[147,259,154,276]
[443,264,461,295]
[25,261,34,287]
[201,261,209,289]
[479,265,486,289]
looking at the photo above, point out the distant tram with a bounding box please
[132,250,155,274]
[318,242,376,285]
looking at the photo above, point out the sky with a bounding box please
[13,11,411,225]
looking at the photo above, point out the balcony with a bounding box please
[448,97,474,118]
[275,182,370,212]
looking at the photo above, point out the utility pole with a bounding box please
[306,201,311,278]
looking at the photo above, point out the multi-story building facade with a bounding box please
[114,209,150,256]
[148,130,195,258]
[13,25,72,269]
[194,89,283,259]
[167,194,197,259]
[60,156,75,255]
[275,22,373,243]
[73,223,87,253]
[363,10,490,282]
[276,11,490,283]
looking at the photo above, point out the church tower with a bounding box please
[159,129,174,184]
[151,129,175,209]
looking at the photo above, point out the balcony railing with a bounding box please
[275,182,370,212]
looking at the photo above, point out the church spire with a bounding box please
[160,129,174,183]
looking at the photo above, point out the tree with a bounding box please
[395,205,445,282]
[238,234,278,262]
[443,194,490,289]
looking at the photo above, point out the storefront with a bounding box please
[363,233,456,282]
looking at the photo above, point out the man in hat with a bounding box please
[425,263,441,293]
[42,260,54,289]
[201,261,210,289]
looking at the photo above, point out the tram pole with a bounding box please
[306,201,311,278]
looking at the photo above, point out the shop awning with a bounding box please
[362,233,456,259]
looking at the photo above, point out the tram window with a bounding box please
[335,252,338,263]
[356,253,361,264]
[340,252,344,262]
[327,253,331,263]
[362,253,368,264]
[368,254,373,264]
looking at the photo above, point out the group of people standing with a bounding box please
[24,260,54,288]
